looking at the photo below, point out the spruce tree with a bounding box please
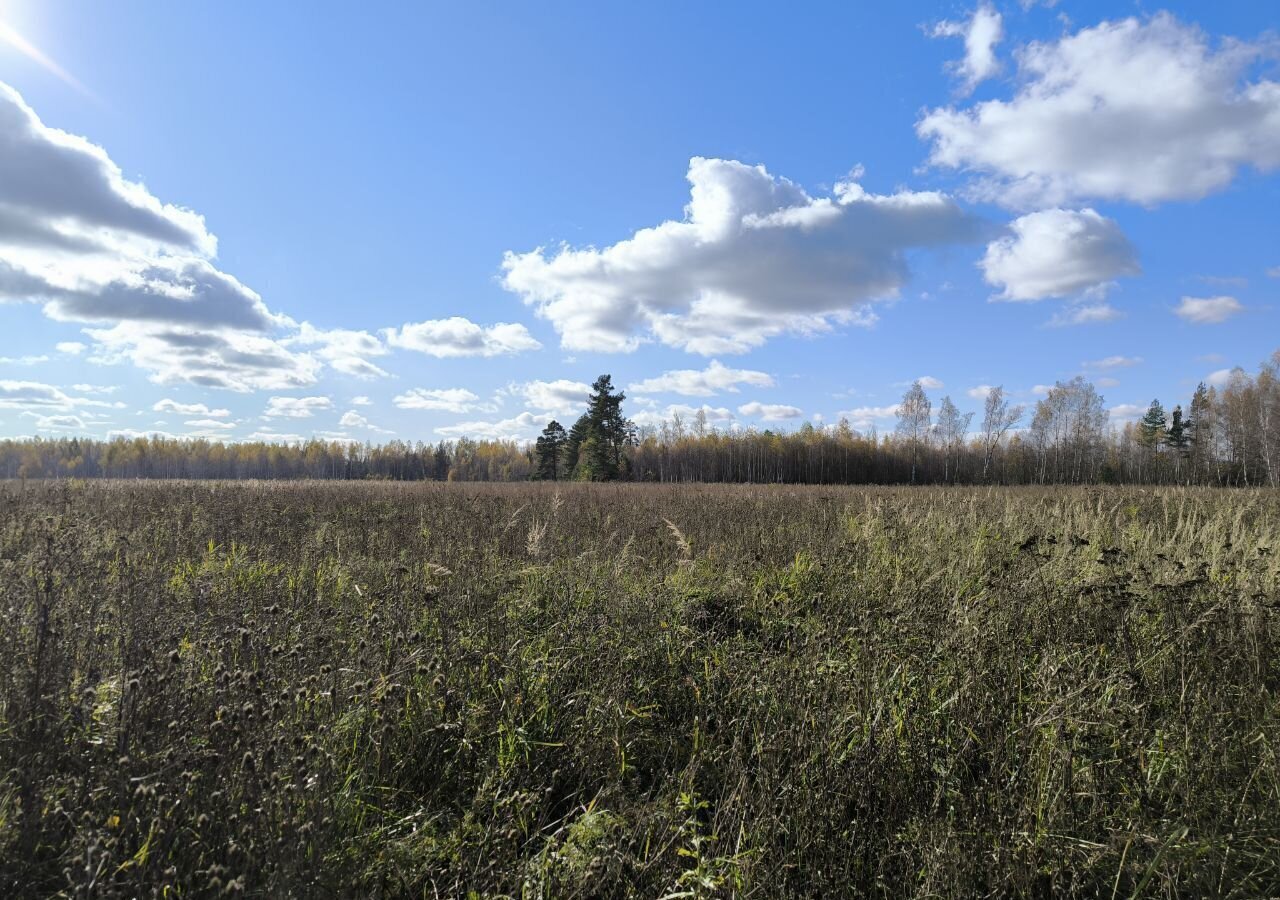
[581,374,633,480]
[1166,405,1191,456]
[1137,399,1167,451]
[563,414,590,479]
[533,420,567,480]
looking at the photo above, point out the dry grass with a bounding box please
[0,481,1278,897]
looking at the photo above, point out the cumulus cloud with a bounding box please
[0,81,352,391]
[185,418,235,430]
[1175,295,1244,324]
[501,157,983,355]
[0,83,212,255]
[153,398,229,417]
[56,341,85,354]
[836,404,901,430]
[1205,368,1235,387]
[0,379,118,411]
[393,387,491,414]
[738,401,804,421]
[350,395,371,406]
[434,411,550,442]
[982,209,1139,301]
[25,413,86,431]
[915,375,944,390]
[247,430,305,443]
[919,13,1280,207]
[339,410,391,433]
[632,403,735,429]
[515,379,592,416]
[1108,403,1145,421]
[0,353,48,365]
[290,323,389,379]
[931,3,1004,94]
[87,323,320,393]
[628,360,774,397]
[262,396,332,419]
[383,317,541,358]
[967,384,995,399]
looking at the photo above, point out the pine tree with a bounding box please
[533,420,567,480]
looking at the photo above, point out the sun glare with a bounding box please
[0,10,89,96]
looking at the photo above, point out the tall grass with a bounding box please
[1,481,1277,897]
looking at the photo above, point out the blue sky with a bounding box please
[1,1,1277,442]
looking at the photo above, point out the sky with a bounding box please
[0,0,1277,444]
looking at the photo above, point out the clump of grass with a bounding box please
[0,481,1277,897]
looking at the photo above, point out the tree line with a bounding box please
[3,352,1278,486]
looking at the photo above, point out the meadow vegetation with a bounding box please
[1,480,1278,897]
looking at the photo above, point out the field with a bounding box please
[1,481,1278,898]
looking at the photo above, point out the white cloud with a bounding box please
[1096,377,1120,388]
[0,353,48,365]
[1084,355,1142,369]
[1206,368,1235,387]
[434,411,550,442]
[515,379,591,416]
[931,3,1004,94]
[501,156,982,355]
[350,395,371,406]
[1048,302,1122,327]
[26,413,86,431]
[56,341,85,354]
[966,384,994,399]
[185,418,235,429]
[246,430,305,443]
[0,380,117,411]
[262,396,332,419]
[1267,266,1280,278]
[84,322,320,393]
[1031,384,1053,396]
[384,317,541,358]
[919,13,1280,207]
[1109,403,1144,420]
[1174,295,1244,324]
[153,399,229,417]
[0,81,329,391]
[108,427,178,440]
[72,383,116,394]
[982,209,1139,301]
[393,387,495,414]
[738,401,803,421]
[915,375,944,390]
[836,404,901,429]
[339,409,391,433]
[290,323,389,378]
[632,403,735,429]
[628,360,774,397]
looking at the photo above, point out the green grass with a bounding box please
[1,481,1278,897]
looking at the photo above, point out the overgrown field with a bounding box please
[1,482,1278,898]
